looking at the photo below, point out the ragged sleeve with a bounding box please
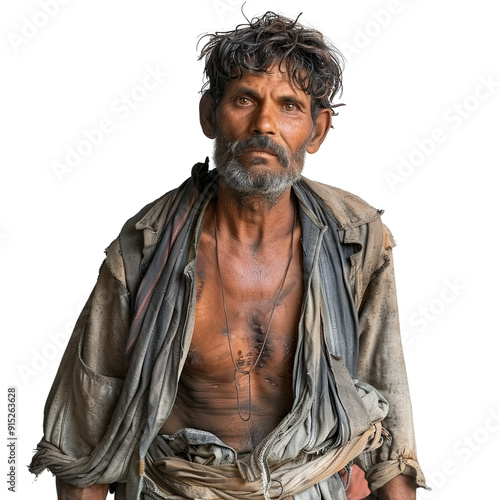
[29,238,130,483]
[355,223,428,493]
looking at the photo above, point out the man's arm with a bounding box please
[377,474,417,500]
[56,478,108,500]
[355,224,427,494]
[29,239,131,487]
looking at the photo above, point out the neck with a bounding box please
[214,181,297,246]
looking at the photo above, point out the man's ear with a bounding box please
[306,108,332,154]
[199,91,216,139]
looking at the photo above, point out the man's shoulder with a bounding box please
[108,161,216,297]
[300,177,396,296]
[122,159,213,235]
[103,185,185,293]
[299,176,383,231]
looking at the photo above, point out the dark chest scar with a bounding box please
[234,337,273,370]
[185,332,294,375]
[247,310,270,336]
[186,349,204,366]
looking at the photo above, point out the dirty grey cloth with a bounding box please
[29,162,427,497]
[139,428,357,499]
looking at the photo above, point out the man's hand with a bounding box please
[341,464,371,500]
[56,477,108,500]
[378,474,417,500]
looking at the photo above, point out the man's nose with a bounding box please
[249,103,276,135]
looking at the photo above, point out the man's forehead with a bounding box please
[227,64,310,99]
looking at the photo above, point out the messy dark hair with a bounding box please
[198,11,345,121]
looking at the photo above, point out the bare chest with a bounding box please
[160,230,304,449]
[188,232,303,381]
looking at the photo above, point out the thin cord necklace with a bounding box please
[213,201,297,421]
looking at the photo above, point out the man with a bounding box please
[30,12,426,499]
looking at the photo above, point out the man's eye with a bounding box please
[284,102,298,112]
[236,97,252,105]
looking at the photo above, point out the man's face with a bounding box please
[212,64,318,203]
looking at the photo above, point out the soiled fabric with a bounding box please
[140,423,382,500]
[29,161,427,498]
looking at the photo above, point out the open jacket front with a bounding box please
[30,161,426,499]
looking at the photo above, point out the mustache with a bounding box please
[229,135,289,168]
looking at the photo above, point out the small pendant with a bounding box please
[234,370,251,421]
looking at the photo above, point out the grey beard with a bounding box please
[213,132,308,205]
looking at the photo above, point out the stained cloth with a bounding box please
[29,161,427,497]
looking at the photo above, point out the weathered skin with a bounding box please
[55,67,416,499]
[162,64,328,451]
[161,64,327,451]
[160,198,304,452]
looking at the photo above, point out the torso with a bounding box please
[160,201,304,453]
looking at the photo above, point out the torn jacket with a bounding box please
[29,161,427,498]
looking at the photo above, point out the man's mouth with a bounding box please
[239,148,277,157]
[229,136,289,167]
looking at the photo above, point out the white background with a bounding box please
[1,0,499,498]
